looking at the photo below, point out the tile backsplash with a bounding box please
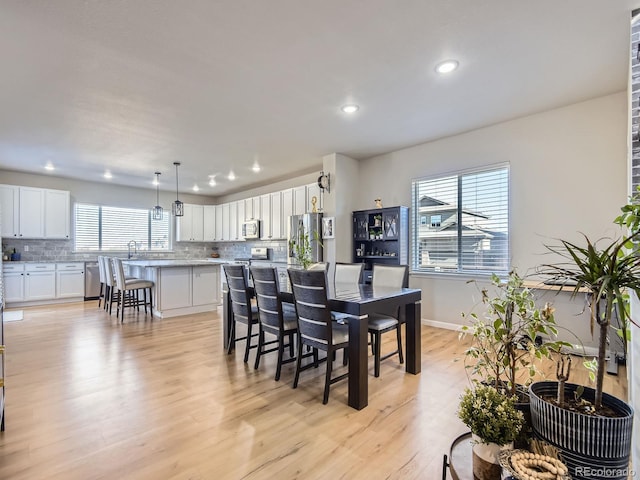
[2,238,288,263]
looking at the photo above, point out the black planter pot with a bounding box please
[529,381,634,480]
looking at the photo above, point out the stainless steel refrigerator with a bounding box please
[287,213,323,267]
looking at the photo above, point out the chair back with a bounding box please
[223,264,255,324]
[250,266,282,330]
[334,263,363,286]
[97,255,106,283]
[308,262,328,271]
[288,268,333,350]
[112,257,127,290]
[372,264,408,289]
[103,257,115,288]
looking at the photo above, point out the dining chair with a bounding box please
[102,256,118,314]
[334,262,364,286]
[250,266,302,381]
[288,268,349,404]
[97,255,106,309]
[368,264,408,377]
[111,257,154,322]
[223,264,260,363]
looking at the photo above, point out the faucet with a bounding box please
[128,240,138,259]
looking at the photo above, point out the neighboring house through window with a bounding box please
[411,164,509,274]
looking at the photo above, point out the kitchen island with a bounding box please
[124,259,227,318]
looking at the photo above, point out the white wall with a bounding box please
[355,92,628,347]
[0,169,213,209]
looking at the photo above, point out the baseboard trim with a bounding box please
[422,318,463,331]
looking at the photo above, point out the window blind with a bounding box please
[411,165,509,275]
[74,203,171,252]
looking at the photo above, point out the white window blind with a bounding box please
[74,203,170,252]
[411,164,509,275]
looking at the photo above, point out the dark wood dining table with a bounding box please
[222,281,422,410]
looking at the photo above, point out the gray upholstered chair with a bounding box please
[367,264,408,377]
[111,257,154,322]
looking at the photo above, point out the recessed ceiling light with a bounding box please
[341,104,359,114]
[252,162,261,173]
[208,177,217,187]
[435,60,459,74]
[103,171,113,179]
[228,171,236,181]
[192,184,199,192]
[44,162,55,171]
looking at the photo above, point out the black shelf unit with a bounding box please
[352,206,409,282]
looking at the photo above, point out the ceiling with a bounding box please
[0,1,636,196]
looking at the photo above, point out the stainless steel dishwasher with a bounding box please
[84,261,101,300]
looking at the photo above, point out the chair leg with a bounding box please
[148,287,153,317]
[98,283,104,308]
[254,328,264,370]
[343,347,348,366]
[323,351,333,404]
[289,332,295,357]
[275,334,285,381]
[243,322,253,363]
[374,332,382,378]
[396,324,404,364]
[293,337,303,389]
[227,321,236,355]
[370,332,375,355]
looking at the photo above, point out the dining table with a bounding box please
[222,280,422,410]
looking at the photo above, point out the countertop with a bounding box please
[123,259,230,268]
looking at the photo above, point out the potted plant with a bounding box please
[288,224,322,270]
[531,209,640,478]
[457,384,524,480]
[461,271,570,397]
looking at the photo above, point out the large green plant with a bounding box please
[461,271,570,398]
[539,230,640,409]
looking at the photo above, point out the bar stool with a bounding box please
[111,257,154,322]
[97,255,106,309]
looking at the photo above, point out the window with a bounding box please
[74,203,171,252]
[411,164,509,274]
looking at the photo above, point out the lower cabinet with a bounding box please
[24,264,56,301]
[56,263,85,298]
[3,262,85,305]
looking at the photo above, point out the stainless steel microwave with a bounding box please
[242,219,261,239]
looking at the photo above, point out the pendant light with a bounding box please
[172,161,184,217]
[151,172,163,220]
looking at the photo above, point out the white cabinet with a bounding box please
[244,196,260,220]
[0,185,19,238]
[221,203,231,241]
[0,185,69,239]
[203,205,216,241]
[215,204,224,241]
[176,204,204,242]
[306,182,321,213]
[235,201,245,241]
[192,265,220,306]
[44,189,70,239]
[259,192,285,240]
[19,187,45,238]
[293,186,307,215]
[3,263,25,302]
[270,191,283,239]
[56,263,84,298]
[24,264,56,301]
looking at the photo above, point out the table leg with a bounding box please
[347,314,369,410]
[405,300,421,374]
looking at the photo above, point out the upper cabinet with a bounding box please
[176,204,204,242]
[203,205,216,241]
[0,185,70,239]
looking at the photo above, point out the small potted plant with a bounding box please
[457,384,524,480]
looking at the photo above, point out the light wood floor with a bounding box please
[0,301,627,480]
